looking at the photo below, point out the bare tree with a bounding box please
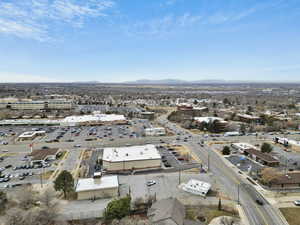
[39,188,58,209]
[260,168,282,185]
[220,216,239,225]
[4,208,26,225]
[16,185,37,210]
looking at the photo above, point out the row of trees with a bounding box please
[222,143,273,156]
[3,186,62,225]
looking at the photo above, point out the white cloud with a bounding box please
[0,0,115,41]
[126,13,202,37]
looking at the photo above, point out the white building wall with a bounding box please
[77,187,118,200]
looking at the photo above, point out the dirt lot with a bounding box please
[280,208,300,225]
[185,205,239,224]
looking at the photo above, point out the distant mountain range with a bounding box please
[124,79,227,84]
[123,79,300,84]
[69,79,300,84]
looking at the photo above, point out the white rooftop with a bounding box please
[237,114,260,119]
[194,117,224,123]
[19,130,46,138]
[103,144,161,162]
[75,175,119,192]
[145,127,165,131]
[232,142,257,150]
[62,114,126,123]
[184,179,211,193]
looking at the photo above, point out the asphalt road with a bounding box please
[158,115,288,225]
[0,115,293,224]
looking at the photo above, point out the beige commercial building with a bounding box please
[0,98,73,110]
[75,175,119,200]
[102,145,162,172]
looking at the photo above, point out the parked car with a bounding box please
[256,199,264,205]
[146,180,156,186]
[294,200,300,206]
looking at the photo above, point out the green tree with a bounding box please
[222,146,231,155]
[223,98,230,105]
[261,143,273,153]
[54,170,74,199]
[104,196,131,221]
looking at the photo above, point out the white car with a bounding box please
[74,144,81,148]
[2,149,8,152]
[294,200,300,206]
[146,180,156,186]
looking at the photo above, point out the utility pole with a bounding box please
[237,184,240,205]
[207,151,210,172]
[40,166,44,188]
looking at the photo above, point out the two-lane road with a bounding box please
[158,115,288,225]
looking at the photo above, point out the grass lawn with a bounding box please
[280,208,300,225]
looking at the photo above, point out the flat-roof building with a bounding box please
[243,148,279,167]
[75,175,119,200]
[0,98,73,110]
[102,145,162,172]
[237,114,261,124]
[145,127,166,136]
[194,117,228,132]
[61,113,127,126]
[29,148,61,165]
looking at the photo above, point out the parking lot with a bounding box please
[0,151,57,189]
[1,119,155,146]
[226,154,263,177]
[157,144,193,169]
[119,172,215,203]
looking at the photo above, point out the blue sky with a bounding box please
[0,0,300,82]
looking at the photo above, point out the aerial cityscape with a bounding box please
[1,1,300,225]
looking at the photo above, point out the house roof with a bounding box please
[148,198,185,225]
[29,148,60,161]
[244,148,279,163]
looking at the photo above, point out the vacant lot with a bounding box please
[186,205,239,224]
[280,208,300,225]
